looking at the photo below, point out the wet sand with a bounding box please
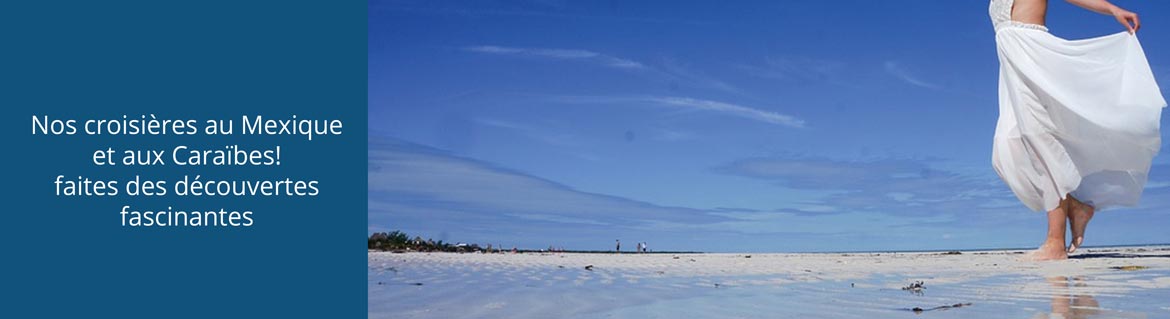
[369,246,1170,318]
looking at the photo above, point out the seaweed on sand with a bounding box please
[901,281,925,292]
[910,303,972,313]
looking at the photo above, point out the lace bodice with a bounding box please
[990,0,1049,32]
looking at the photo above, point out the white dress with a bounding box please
[990,0,1167,212]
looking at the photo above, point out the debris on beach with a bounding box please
[377,281,423,286]
[584,265,594,271]
[902,281,926,292]
[910,303,972,313]
[673,256,680,259]
[1110,265,1149,271]
[744,255,752,259]
[557,265,565,269]
[942,251,962,255]
[713,283,722,288]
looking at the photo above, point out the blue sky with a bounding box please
[368,0,1170,252]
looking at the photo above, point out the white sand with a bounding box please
[369,246,1170,318]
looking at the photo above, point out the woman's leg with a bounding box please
[1066,195,1095,253]
[1030,197,1070,260]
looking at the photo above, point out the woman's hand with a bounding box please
[1110,6,1140,34]
[1066,0,1141,34]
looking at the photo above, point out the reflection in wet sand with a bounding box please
[370,248,1170,318]
[1041,276,1141,319]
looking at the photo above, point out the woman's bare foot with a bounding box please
[1027,199,1071,261]
[1066,197,1095,253]
[1026,239,1069,261]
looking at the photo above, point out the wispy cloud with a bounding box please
[368,135,724,230]
[473,117,535,131]
[472,117,600,161]
[367,135,908,251]
[463,45,747,95]
[373,1,713,26]
[551,95,805,128]
[647,96,804,128]
[884,61,942,90]
[366,136,1045,251]
[659,58,743,94]
[714,155,1023,218]
[737,56,847,83]
[463,45,646,69]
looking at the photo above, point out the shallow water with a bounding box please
[590,274,1162,318]
[369,250,1170,318]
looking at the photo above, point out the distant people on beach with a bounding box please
[628,242,648,253]
[616,239,621,253]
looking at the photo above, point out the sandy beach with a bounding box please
[369,246,1170,318]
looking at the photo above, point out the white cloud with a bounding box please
[463,45,646,69]
[463,46,749,95]
[884,61,942,90]
[505,213,609,226]
[659,58,742,94]
[738,56,847,83]
[550,95,805,128]
[645,96,805,128]
[715,155,1022,218]
[368,136,722,227]
[473,117,536,131]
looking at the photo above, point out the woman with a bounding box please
[990,0,1166,261]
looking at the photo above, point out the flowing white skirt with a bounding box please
[993,28,1167,212]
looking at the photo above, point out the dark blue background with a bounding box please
[1,1,365,317]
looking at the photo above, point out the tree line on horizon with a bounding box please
[368,230,700,254]
[368,230,486,253]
